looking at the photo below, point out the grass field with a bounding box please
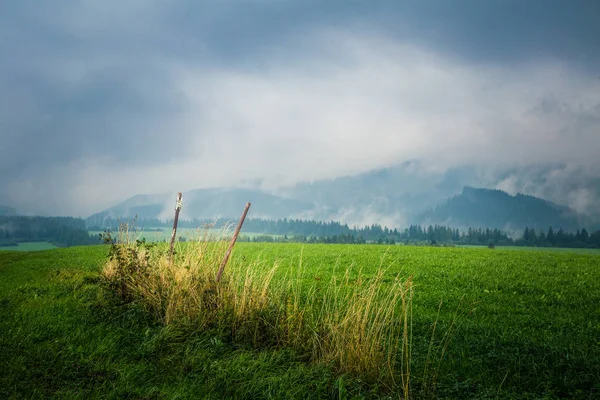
[0,241,57,251]
[1,243,599,399]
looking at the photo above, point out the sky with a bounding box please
[1,0,599,216]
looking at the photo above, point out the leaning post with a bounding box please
[169,192,183,263]
[216,202,251,282]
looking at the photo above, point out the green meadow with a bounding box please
[1,243,599,399]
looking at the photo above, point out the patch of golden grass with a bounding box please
[101,226,413,395]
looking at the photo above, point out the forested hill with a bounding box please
[417,187,589,232]
[0,216,96,247]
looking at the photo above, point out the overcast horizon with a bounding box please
[1,1,599,217]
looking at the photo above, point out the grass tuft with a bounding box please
[101,225,414,394]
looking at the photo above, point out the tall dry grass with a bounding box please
[101,225,413,395]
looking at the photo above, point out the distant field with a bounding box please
[1,243,598,398]
[0,241,57,251]
[89,227,281,242]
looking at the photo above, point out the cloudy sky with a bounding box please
[1,0,599,216]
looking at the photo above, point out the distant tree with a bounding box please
[538,231,547,246]
[556,228,566,246]
[581,228,589,243]
[523,227,530,243]
[547,227,556,246]
[529,228,537,245]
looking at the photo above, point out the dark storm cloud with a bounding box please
[0,0,599,215]
[383,0,600,69]
[162,0,600,69]
[0,3,192,169]
[2,67,188,165]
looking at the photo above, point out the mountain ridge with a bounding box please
[417,186,588,233]
[86,187,315,227]
[86,184,593,233]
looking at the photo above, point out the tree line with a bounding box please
[239,226,600,248]
[516,226,600,248]
[238,224,512,246]
[3,215,600,249]
[88,217,600,248]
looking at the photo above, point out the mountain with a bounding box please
[0,206,17,216]
[86,188,314,226]
[281,162,600,228]
[86,162,599,232]
[417,187,589,233]
[87,162,459,228]
[87,193,172,223]
[279,161,483,226]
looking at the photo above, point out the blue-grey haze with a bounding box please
[1,0,598,217]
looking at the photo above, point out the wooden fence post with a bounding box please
[216,202,251,282]
[169,192,183,263]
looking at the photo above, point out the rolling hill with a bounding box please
[417,186,589,233]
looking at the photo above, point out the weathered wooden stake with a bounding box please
[216,202,251,282]
[169,192,183,262]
